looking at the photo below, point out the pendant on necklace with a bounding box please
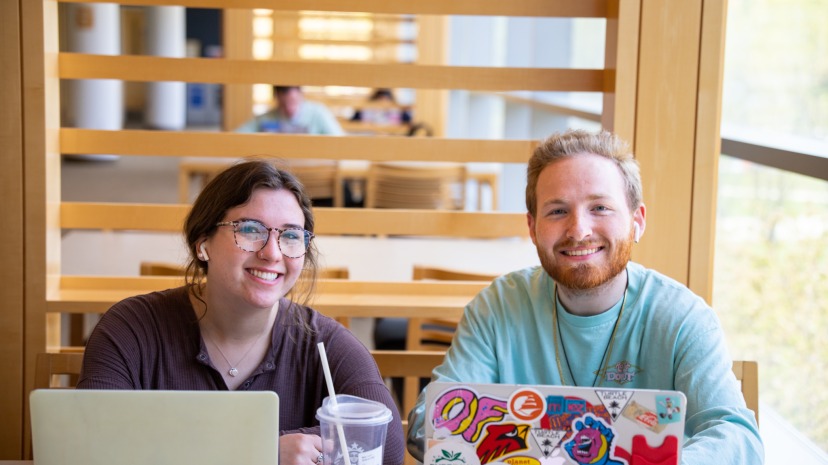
[228,367,239,377]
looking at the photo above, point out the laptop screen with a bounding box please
[30,389,279,465]
[423,382,685,465]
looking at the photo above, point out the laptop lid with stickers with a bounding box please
[423,382,685,465]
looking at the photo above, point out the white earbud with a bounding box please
[199,243,209,261]
[633,223,641,243]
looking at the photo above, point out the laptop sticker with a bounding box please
[595,390,635,422]
[561,414,624,465]
[508,389,546,422]
[655,395,682,424]
[433,387,509,442]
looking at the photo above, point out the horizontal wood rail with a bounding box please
[271,38,417,47]
[59,54,605,92]
[60,129,537,162]
[471,91,603,123]
[47,277,486,317]
[58,0,609,18]
[60,203,529,237]
[371,350,444,379]
[271,12,417,23]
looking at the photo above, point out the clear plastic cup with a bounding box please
[316,394,393,465]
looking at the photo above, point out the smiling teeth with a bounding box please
[249,269,278,281]
[566,248,599,256]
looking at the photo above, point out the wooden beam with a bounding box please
[601,0,641,143]
[0,0,24,457]
[59,129,538,162]
[632,0,703,285]
[20,0,62,459]
[48,277,486,318]
[57,0,609,18]
[688,0,728,303]
[58,54,605,92]
[416,15,449,137]
[59,203,528,238]
[222,9,254,132]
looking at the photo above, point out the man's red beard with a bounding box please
[538,234,633,290]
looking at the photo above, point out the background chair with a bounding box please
[732,360,759,425]
[364,162,467,210]
[282,160,340,207]
[179,159,341,206]
[371,350,444,465]
[34,352,83,390]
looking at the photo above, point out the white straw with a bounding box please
[317,342,353,465]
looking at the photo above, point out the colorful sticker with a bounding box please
[621,400,666,433]
[432,388,509,443]
[477,423,530,464]
[540,395,612,438]
[561,414,624,465]
[655,395,682,424]
[425,441,480,465]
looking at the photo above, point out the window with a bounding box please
[717,0,828,461]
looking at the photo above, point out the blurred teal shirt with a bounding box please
[235,101,344,135]
[407,262,763,465]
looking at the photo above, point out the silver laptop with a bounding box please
[30,389,279,465]
[423,382,685,465]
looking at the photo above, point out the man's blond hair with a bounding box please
[525,129,642,216]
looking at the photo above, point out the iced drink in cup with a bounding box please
[316,394,393,465]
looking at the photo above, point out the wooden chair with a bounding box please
[372,350,445,465]
[396,266,497,428]
[284,161,341,207]
[732,360,759,425]
[179,159,341,206]
[407,265,498,349]
[34,352,83,390]
[364,162,467,210]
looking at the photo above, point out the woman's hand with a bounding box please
[280,433,324,465]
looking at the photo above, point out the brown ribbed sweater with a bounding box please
[78,286,404,465]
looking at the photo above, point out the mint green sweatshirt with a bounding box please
[407,263,763,465]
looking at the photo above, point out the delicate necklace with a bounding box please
[551,276,627,387]
[204,327,269,378]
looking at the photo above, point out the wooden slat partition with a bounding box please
[8,0,733,459]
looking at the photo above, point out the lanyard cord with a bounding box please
[551,274,628,387]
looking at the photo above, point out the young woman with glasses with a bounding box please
[78,159,404,465]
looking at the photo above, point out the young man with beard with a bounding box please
[407,129,763,464]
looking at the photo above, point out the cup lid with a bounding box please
[316,394,393,426]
